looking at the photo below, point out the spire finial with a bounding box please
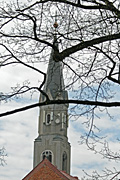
[53,11,58,48]
[53,11,58,29]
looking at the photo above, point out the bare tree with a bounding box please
[0,0,120,179]
[0,147,7,166]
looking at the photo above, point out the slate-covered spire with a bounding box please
[43,17,67,100]
[44,37,67,100]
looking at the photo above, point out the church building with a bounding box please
[22,21,79,180]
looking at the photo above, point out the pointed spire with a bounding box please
[44,44,65,99]
[43,12,67,100]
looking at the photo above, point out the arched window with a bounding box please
[46,114,51,125]
[62,152,67,172]
[42,150,53,163]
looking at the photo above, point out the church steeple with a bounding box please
[33,17,71,174]
[43,37,67,100]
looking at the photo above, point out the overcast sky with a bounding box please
[0,62,120,180]
[0,0,120,179]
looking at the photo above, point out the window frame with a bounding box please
[62,151,67,172]
[46,113,51,125]
[41,150,53,163]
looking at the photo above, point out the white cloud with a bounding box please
[1,86,120,180]
[0,98,120,180]
[68,115,120,179]
[0,42,119,180]
[0,104,38,180]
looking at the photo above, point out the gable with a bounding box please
[22,158,79,180]
[23,165,67,180]
[22,158,68,180]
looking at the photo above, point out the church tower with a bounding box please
[33,24,71,174]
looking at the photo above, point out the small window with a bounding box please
[42,150,53,163]
[62,152,67,172]
[46,114,51,125]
